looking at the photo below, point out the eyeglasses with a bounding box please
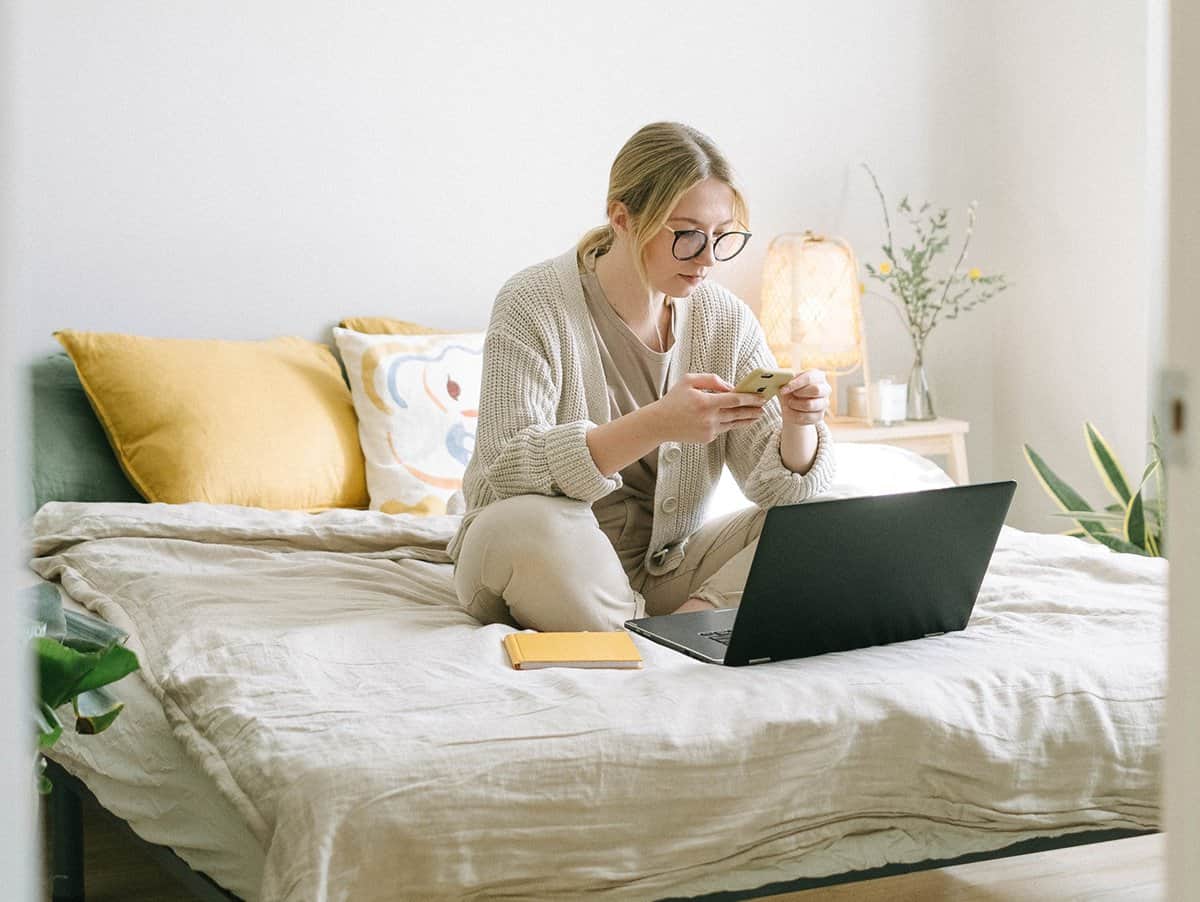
[661,224,752,262]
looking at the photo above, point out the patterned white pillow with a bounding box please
[333,328,484,515]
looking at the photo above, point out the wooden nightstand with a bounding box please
[827,417,970,484]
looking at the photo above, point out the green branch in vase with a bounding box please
[860,162,1011,352]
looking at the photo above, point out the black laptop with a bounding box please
[624,481,1016,666]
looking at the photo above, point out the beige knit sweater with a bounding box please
[447,247,837,576]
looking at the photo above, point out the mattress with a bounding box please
[30,448,1166,900]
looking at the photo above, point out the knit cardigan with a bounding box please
[447,247,837,576]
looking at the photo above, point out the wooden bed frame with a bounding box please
[44,757,1154,902]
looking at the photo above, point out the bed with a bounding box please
[30,351,1165,901]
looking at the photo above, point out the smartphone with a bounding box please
[733,367,795,401]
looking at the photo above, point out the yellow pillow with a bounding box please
[55,330,369,510]
[337,317,445,335]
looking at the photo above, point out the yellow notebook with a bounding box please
[503,631,643,670]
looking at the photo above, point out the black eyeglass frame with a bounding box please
[661,224,753,262]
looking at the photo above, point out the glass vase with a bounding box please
[906,350,936,421]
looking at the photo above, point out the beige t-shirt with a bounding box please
[579,258,676,572]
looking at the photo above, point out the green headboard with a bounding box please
[30,353,142,510]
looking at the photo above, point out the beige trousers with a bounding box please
[452,494,766,632]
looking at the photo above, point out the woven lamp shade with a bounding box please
[760,232,865,372]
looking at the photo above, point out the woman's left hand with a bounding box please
[778,370,831,426]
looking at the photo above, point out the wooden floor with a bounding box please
[41,790,194,902]
[770,834,1164,901]
[41,790,1163,901]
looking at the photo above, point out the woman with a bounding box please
[448,122,836,632]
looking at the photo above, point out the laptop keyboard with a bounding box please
[699,629,734,646]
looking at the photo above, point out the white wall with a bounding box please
[971,2,1152,532]
[2,0,38,896]
[11,0,970,347]
[12,1,1153,533]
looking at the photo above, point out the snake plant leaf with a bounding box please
[1048,510,1127,524]
[1129,458,1164,553]
[1061,529,1089,538]
[36,702,63,750]
[1023,444,1109,539]
[1141,498,1165,534]
[1090,532,1148,555]
[1151,417,1167,555]
[1085,422,1132,506]
[1137,459,1160,501]
[73,687,125,736]
[1125,488,1148,551]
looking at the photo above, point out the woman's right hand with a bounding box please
[652,373,768,445]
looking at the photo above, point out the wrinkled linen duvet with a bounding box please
[30,497,1164,901]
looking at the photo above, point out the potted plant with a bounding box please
[1023,419,1166,556]
[29,582,140,792]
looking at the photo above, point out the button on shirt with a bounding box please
[579,257,676,573]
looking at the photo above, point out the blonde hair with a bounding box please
[577,122,750,286]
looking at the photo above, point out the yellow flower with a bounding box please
[968,267,982,280]
[879,261,892,275]
[858,281,866,294]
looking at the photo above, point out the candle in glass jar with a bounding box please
[870,377,908,425]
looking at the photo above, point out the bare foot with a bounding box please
[673,597,716,614]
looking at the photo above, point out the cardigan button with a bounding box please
[661,496,679,513]
[664,446,681,463]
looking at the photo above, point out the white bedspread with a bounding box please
[30,491,1165,901]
